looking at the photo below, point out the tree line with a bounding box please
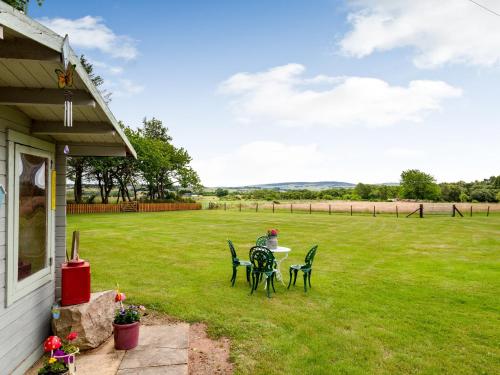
[67,118,201,203]
[212,170,500,203]
[66,55,201,204]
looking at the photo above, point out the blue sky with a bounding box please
[31,0,500,186]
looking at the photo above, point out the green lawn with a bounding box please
[68,211,500,374]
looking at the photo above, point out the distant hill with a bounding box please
[224,181,357,191]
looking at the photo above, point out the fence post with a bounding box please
[396,205,399,218]
[309,204,312,214]
[419,204,424,218]
[487,206,490,217]
[350,205,352,216]
[329,204,331,215]
[224,203,226,211]
[470,205,472,217]
[239,203,241,212]
[273,203,275,213]
[290,204,293,214]
[373,205,376,217]
[256,203,258,212]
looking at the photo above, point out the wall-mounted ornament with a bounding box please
[0,184,6,206]
[51,171,56,210]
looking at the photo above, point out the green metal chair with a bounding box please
[287,245,318,292]
[254,237,277,281]
[256,235,267,246]
[227,240,252,287]
[249,246,276,298]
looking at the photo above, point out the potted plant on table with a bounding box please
[113,290,146,350]
[38,332,79,375]
[266,228,279,249]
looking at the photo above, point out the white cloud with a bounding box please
[39,16,138,60]
[109,66,124,75]
[384,148,424,158]
[110,79,145,97]
[219,63,461,127]
[192,141,335,186]
[339,0,500,68]
[91,60,124,75]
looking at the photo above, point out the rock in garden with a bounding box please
[52,290,115,350]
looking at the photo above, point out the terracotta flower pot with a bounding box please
[113,321,140,350]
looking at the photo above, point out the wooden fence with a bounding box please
[67,203,122,214]
[137,202,201,212]
[67,202,201,214]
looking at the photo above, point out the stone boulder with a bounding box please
[52,290,115,350]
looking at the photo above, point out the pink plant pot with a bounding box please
[113,321,140,350]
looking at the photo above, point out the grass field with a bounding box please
[68,211,500,374]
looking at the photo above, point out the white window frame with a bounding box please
[6,130,55,306]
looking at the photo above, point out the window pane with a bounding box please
[18,153,48,281]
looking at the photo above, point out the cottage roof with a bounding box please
[0,3,137,157]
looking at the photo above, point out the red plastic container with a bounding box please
[113,322,140,350]
[61,260,91,306]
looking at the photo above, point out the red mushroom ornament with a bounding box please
[44,336,62,352]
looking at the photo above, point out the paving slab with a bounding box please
[76,352,125,375]
[138,324,189,349]
[119,347,187,369]
[116,364,188,375]
[24,323,189,375]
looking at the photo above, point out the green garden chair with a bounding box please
[249,246,276,298]
[256,235,267,246]
[227,240,252,287]
[287,245,318,292]
[254,237,276,283]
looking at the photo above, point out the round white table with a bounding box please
[269,246,291,285]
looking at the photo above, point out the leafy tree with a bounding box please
[440,183,462,202]
[470,188,496,202]
[459,192,469,202]
[130,118,201,201]
[67,56,111,202]
[354,183,372,200]
[491,175,500,189]
[85,157,119,204]
[66,157,88,203]
[215,188,229,198]
[80,55,111,103]
[67,55,118,202]
[140,117,172,142]
[400,169,441,200]
[3,0,43,12]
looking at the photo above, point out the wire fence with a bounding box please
[204,201,499,217]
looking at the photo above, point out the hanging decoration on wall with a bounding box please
[0,184,5,206]
[56,35,76,127]
[51,170,57,210]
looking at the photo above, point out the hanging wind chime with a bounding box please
[56,35,75,128]
[55,64,75,127]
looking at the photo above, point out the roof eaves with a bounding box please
[0,2,137,158]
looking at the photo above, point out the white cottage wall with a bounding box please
[0,105,67,375]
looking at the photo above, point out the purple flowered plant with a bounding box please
[53,349,74,364]
[113,290,146,325]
